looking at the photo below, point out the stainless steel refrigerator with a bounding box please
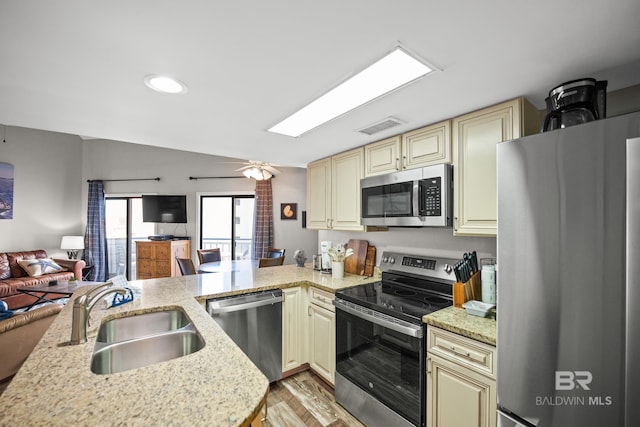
[496,111,640,426]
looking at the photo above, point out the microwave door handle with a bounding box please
[413,180,420,217]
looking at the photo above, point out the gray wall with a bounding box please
[0,126,84,256]
[0,127,317,264]
[80,139,317,264]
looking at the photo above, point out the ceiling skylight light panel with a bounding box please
[268,47,433,137]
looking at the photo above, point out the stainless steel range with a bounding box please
[334,251,457,427]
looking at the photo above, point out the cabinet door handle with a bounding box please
[395,157,400,171]
[402,155,407,169]
[308,306,312,316]
[450,345,470,357]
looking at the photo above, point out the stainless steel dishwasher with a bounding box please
[207,289,282,383]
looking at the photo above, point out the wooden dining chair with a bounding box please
[258,256,285,268]
[197,248,221,264]
[265,248,285,259]
[175,257,197,275]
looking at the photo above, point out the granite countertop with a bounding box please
[183,262,380,303]
[0,264,378,426]
[423,306,497,346]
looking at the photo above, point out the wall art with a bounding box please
[0,162,13,219]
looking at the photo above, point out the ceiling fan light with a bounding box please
[242,166,273,180]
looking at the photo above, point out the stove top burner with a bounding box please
[336,272,453,324]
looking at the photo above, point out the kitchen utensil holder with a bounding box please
[453,271,482,308]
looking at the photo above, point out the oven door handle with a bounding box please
[334,299,423,338]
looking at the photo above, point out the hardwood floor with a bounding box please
[264,371,364,427]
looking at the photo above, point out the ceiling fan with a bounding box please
[234,161,281,180]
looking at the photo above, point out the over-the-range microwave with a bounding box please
[361,163,453,227]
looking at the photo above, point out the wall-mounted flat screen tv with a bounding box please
[142,195,187,223]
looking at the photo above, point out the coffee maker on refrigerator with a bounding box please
[542,78,607,132]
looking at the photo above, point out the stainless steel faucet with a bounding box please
[69,283,127,345]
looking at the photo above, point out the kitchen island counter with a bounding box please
[0,264,378,425]
[0,279,268,426]
[423,306,496,346]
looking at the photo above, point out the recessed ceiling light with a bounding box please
[267,46,436,137]
[144,74,188,94]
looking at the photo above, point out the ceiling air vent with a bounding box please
[357,117,405,135]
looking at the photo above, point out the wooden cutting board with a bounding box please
[363,246,376,276]
[344,239,369,275]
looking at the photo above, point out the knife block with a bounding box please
[452,271,482,307]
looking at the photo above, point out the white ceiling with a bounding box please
[1,1,640,168]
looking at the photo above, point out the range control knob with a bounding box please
[382,256,388,263]
[444,264,453,274]
[388,257,395,264]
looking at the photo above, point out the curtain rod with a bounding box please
[87,177,161,183]
[189,176,246,180]
[189,176,275,180]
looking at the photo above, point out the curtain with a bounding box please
[252,179,274,259]
[83,180,109,281]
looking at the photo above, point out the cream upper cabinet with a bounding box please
[364,135,402,176]
[452,97,538,236]
[308,287,336,385]
[306,157,332,229]
[331,147,364,231]
[306,148,365,231]
[282,286,306,372]
[402,120,451,170]
[427,326,497,427]
[364,121,451,177]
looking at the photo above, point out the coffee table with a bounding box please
[16,281,98,311]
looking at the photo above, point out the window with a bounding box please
[199,195,255,260]
[105,197,155,279]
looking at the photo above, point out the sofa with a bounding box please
[0,250,86,310]
[0,303,63,383]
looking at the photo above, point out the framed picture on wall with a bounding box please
[280,203,297,220]
[0,162,14,220]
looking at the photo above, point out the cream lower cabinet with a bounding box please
[282,287,306,372]
[306,147,364,231]
[427,326,496,427]
[307,287,335,385]
[452,97,539,236]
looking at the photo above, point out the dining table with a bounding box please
[196,259,259,274]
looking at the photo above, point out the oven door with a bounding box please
[335,300,425,427]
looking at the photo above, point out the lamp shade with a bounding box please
[60,235,85,250]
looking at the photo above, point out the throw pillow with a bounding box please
[18,258,64,277]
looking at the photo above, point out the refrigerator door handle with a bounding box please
[627,137,640,427]
[497,408,537,427]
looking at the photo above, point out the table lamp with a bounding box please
[60,236,84,259]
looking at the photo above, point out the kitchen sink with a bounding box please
[90,308,205,375]
[91,329,205,374]
[96,309,192,343]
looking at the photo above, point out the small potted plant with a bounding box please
[327,244,354,279]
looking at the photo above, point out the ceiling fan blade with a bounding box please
[234,165,254,171]
[263,165,280,174]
